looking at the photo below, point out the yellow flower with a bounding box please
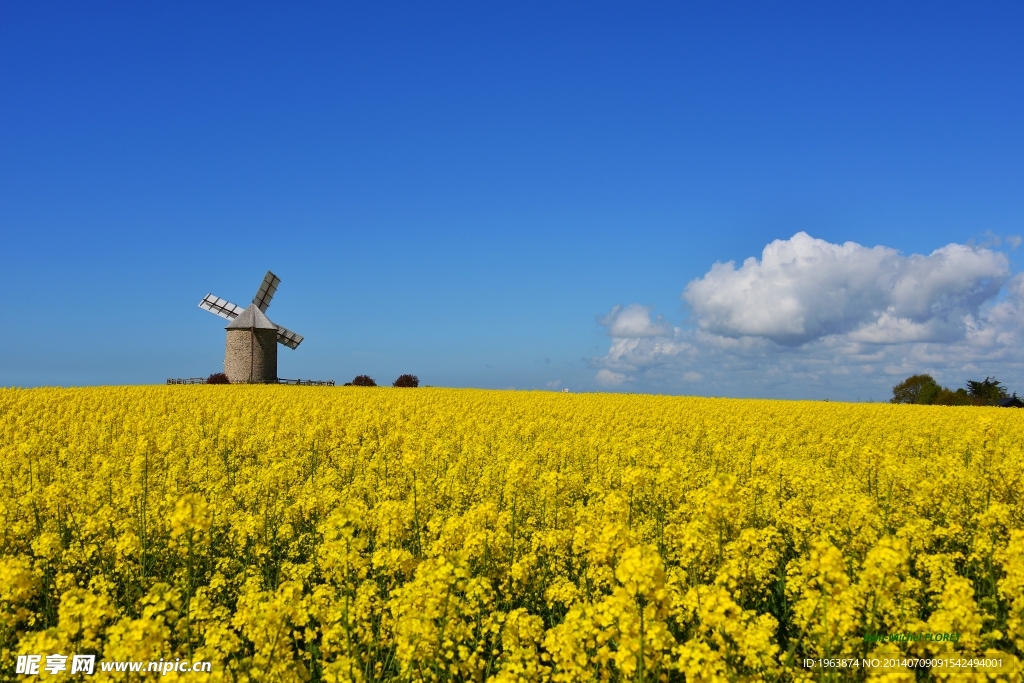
[1,385,1021,679]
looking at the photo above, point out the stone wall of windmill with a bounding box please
[224,305,279,383]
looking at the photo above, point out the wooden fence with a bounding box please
[167,377,335,386]
[277,378,336,386]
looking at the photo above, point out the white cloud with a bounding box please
[593,233,1024,398]
[595,369,628,386]
[602,335,689,369]
[682,232,1007,346]
[599,304,673,338]
[546,379,563,389]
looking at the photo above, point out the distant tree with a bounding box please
[891,374,938,404]
[207,372,230,384]
[351,375,377,387]
[966,376,1007,405]
[933,387,972,406]
[917,381,941,405]
[892,374,985,406]
[393,374,420,388]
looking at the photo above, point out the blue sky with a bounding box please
[2,2,1023,398]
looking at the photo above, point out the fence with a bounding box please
[277,378,336,386]
[167,378,335,386]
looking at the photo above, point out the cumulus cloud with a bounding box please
[683,232,1007,346]
[595,369,628,386]
[592,233,1024,398]
[599,304,673,338]
[601,335,689,370]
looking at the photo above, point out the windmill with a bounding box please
[198,271,304,383]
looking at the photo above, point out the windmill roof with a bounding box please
[226,303,278,330]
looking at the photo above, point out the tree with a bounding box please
[351,375,377,387]
[393,374,419,388]
[933,387,971,406]
[917,381,941,405]
[891,374,938,404]
[207,372,230,384]
[891,373,1009,406]
[966,376,1007,405]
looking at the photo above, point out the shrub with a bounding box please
[207,373,230,385]
[393,374,420,388]
[351,375,377,387]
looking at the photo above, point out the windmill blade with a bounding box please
[199,294,244,321]
[252,271,281,312]
[275,324,304,350]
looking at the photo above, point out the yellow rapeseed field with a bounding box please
[1,386,1022,681]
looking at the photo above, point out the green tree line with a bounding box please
[891,374,1014,406]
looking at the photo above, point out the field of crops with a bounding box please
[1,386,1022,681]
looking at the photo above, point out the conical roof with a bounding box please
[226,303,278,330]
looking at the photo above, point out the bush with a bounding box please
[207,373,230,385]
[351,375,377,387]
[393,374,420,388]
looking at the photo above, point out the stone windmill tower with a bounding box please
[198,271,304,383]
